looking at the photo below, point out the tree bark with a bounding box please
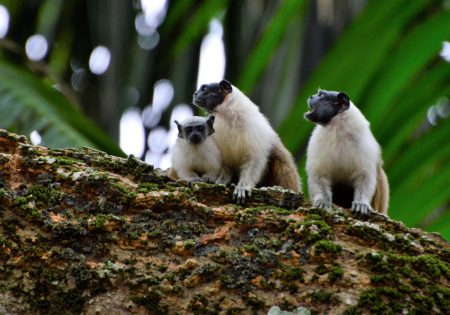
[0,129,448,314]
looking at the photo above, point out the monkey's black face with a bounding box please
[183,124,207,144]
[305,90,350,125]
[193,80,232,112]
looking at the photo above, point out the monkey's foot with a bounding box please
[201,175,217,183]
[187,178,203,186]
[215,171,232,185]
[313,199,332,210]
[232,185,252,204]
[351,201,372,216]
[215,178,231,185]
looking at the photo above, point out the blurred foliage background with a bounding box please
[0,0,449,240]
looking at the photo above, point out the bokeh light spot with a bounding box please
[89,46,111,75]
[196,19,226,88]
[30,130,42,145]
[137,32,160,50]
[142,105,162,128]
[145,151,161,167]
[426,106,438,126]
[436,97,450,118]
[0,5,9,38]
[71,68,87,92]
[440,41,450,62]
[25,34,49,61]
[159,153,171,170]
[148,127,168,154]
[135,12,154,36]
[120,107,145,157]
[153,79,174,113]
[140,0,168,29]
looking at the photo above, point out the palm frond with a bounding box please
[0,62,124,156]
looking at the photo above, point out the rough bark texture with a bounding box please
[0,129,448,315]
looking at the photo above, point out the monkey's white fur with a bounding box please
[171,133,222,183]
[213,85,301,199]
[307,102,387,214]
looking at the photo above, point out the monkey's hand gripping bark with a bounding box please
[232,158,267,203]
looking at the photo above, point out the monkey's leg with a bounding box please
[308,174,332,210]
[201,169,220,183]
[215,166,232,185]
[177,169,202,183]
[351,172,376,216]
[233,158,267,203]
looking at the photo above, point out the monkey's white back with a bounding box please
[212,86,276,170]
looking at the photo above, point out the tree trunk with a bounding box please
[0,130,448,314]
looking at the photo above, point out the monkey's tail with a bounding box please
[265,141,302,193]
[371,164,389,214]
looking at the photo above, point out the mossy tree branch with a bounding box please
[0,129,448,314]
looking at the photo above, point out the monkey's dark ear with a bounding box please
[207,115,215,135]
[174,120,184,138]
[337,92,350,113]
[219,80,232,94]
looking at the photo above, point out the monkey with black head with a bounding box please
[305,90,389,215]
[193,79,301,203]
[168,115,226,184]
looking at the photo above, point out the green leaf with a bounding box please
[364,8,450,126]
[388,115,450,226]
[389,116,450,186]
[382,67,450,164]
[0,61,124,156]
[237,0,307,93]
[391,158,450,226]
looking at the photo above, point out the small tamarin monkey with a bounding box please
[305,90,389,215]
[192,79,301,202]
[168,115,222,183]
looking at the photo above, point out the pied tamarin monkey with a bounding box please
[193,79,301,203]
[168,115,222,183]
[305,90,389,215]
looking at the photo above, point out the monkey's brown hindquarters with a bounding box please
[371,164,389,214]
[264,142,302,193]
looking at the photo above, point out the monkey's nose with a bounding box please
[190,134,202,144]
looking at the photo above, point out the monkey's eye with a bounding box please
[318,91,323,97]
[185,127,193,133]
[201,85,207,92]
[197,126,205,132]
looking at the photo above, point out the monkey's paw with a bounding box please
[201,175,217,183]
[351,201,372,216]
[313,199,332,210]
[232,185,252,204]
[187,178,203,186]
[215,172,232,185]
[215,178,230,185]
